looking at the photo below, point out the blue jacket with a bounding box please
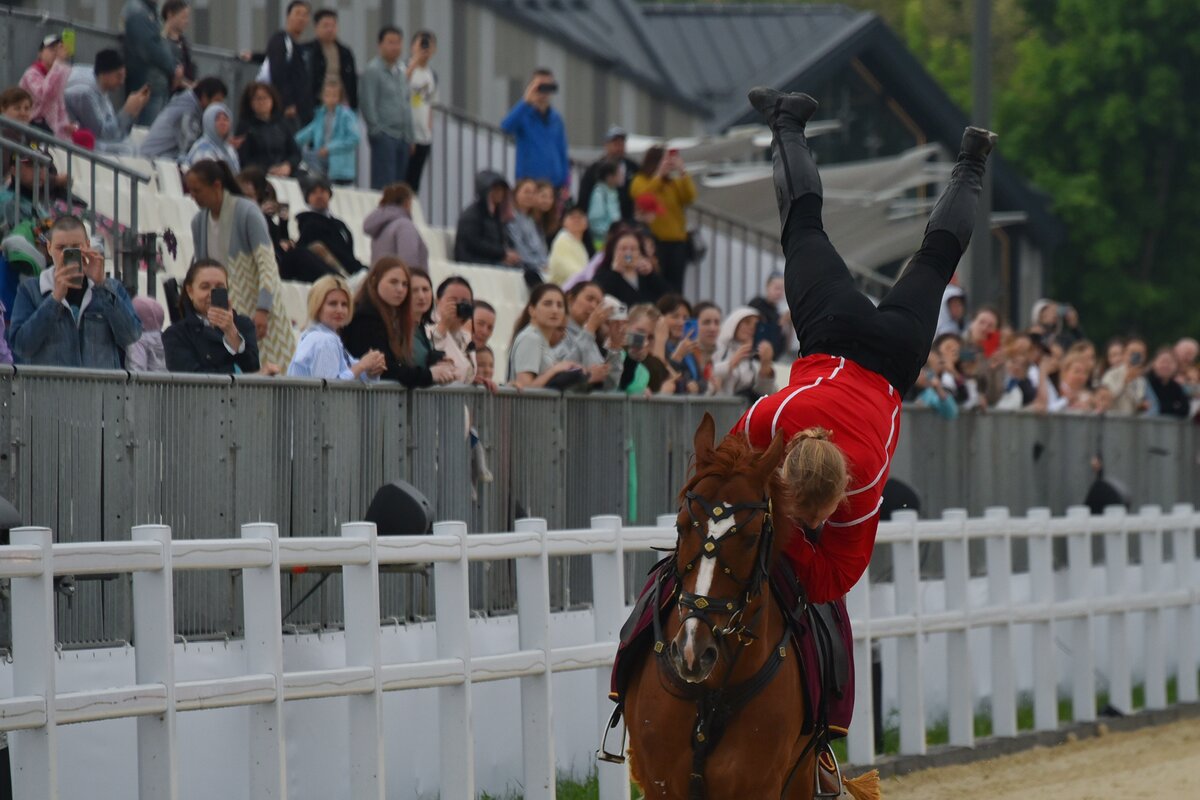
[8,269,142,369]
[500,101,570,189]
[295,105,361,182]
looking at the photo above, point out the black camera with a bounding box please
[455,301,474,321]
[419,33,432,50]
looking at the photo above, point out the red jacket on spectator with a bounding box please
[736,354,901,604]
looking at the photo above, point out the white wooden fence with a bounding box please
[0,506,1198,799]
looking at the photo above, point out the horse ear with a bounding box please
[756,431,787,478]
[693,413,717,465]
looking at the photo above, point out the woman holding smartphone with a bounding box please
[629,145,696,292]
[593,224,670,308]
[163,259,260,374]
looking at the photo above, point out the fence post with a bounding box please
[1103,505,1132,714]
[1026,508,1057,732]
[1139,506,1167,711]
[1066,506,1096,722]
[892,510,925,755]
[342,521,384,799]
[241,522,287,798]
[515,517,555,800]
[8,527,57,800]
[591,514,630,800]
[845,565,873,764]
[942,508,974,747]
[434,520,474,800]
[1172,503,1198,704]
[131,524,179,799]
[985,506,1016,738]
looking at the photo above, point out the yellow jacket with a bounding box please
[629,172,697,243]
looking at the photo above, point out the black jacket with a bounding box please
[454,171,510,265]
[747,295,785,356]
[340,302,434,388]
[265,30,314,124]
[163,313,260,374]
[237,115,303,174]
[1147,373,1190,418]
[295,211,366,275]
[594,267,670,308]
[301,40,358,110]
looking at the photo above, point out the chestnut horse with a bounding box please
[624,414,817,799]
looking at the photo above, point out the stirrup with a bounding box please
[596,704,627,765]
[814,740,843,798]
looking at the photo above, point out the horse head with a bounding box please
[668,413,787,684]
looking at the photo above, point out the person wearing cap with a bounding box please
[578,126,640,224]
[65,49,150,155]
[454,170,523,271]
[295,176,366,277]
[633,192,666,228]
[19,34,78,141]
[501,68,570,193]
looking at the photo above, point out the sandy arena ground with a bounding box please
[879,716,1200,800]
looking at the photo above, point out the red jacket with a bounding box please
[736,355,901,603]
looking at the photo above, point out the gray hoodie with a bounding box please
[363,204,428,270]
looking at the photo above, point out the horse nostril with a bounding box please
[669,641,681,662]
[700,645,718,673]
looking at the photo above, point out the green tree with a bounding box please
[997,0,1200,341]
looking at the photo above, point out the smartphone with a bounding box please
[62,247,84,287]
[62,29,76,58]
[1128,351,1143,367]
[419,33,432,50]
[210,286,229,309]
[683,319,698,340]
[626,331,647,350]
[455,300,474,321]
[752,320,771,347]
[667,148,680,157]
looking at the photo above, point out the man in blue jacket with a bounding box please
[501,69,570,195]
[8,216,141,369]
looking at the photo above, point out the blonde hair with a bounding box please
[780,427,849,521]
[307,275,354,323]
[627,303,661,327]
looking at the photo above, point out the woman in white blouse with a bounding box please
[288,275,386,382]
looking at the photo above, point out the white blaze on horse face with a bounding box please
[682,507,738,666]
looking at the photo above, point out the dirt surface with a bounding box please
[879,717,1200,800]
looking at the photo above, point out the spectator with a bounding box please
[186,102,240,170]
[1101,337,1149,415]
[500,69,569,193]
[422,276,476,385]
[454,171,521,268]
[587,161,623,249]
[8,215,141,368]
[122,0,177,125]
[548,203,589,286]
[363,182,427,269]
[405,30,438,193]
[963,306,1001,359]
[617,303,670,395]
[1056,305,1085,349]
[471,300,496,353]
[295,176,366,276]
[1057,352,1094,412]
[1103,337,1125,376]
[236,81,302,176]
[995,336,1038,411]
[476,345,495,383]
[1031,339,1068,413]
[237,166,334,283]
[655,294,702,395]
[161,1,197,93]
[295,77,360,184]
[20,34,78,141]
[301,9,357,112]
[341,256,453,387]
[64,49,149,154]
[690,301,723,394]
[712,307,775,402]
[361,25,414,190]
[594,224,670,308]
[578,127,639,224]
[933,332,968,405]
[912,351,959,419]
[264,0,314,124]
[162,258,260,374]
[127,296,167,371]
[1,88,71,199]
[1029,299,1061,346]
[935,285,967,338]
[1146,347,1189,418]
[139,76,227,160]
[747,272,788,358]
[289,275,385,381]
[408,266,434,366]
[629,145,697,292]
[509,283,585,389]
[558,282,616,386]
[508,178,550,280]
[1173,337,1198,375]
[186,159,294,366]
[534,181,561,245]
[1066,339,1098,386]
[633,191,665,230]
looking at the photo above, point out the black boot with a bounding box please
[748,87,821,231]
[925,126,998,250]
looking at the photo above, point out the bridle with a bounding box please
[673,489,775,648]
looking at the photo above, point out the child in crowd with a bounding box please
[127,296,167,371]
[295,78,360,185]
[475,346,495,383]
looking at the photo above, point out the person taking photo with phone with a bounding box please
[629,144,697,292]
[8,216,141,368]
[593,224,670,308]
[711,306,775,403]
[163,258,261,374]
[405,29,438,193]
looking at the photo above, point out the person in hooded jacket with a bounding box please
[712,306,775,402]
[186,102,240,170]
[295,176,366,276]
[454,170,522,268]
[935,284,967,338]
[363,182,427,269]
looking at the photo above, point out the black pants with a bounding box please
[657,239,690,294]
[784,194,964,395]
[406,143,431,193]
